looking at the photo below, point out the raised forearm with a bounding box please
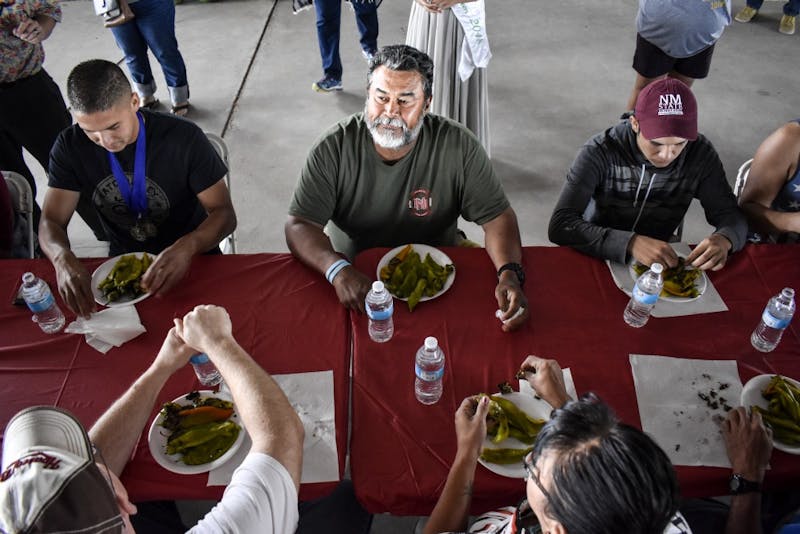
[205,338,304,488]
[89,365,174,476]
[424,452,477,534]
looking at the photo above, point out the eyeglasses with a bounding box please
[523,451,553,504]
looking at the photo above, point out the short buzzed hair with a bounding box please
[67,60,132,114]
[367,45,434,101]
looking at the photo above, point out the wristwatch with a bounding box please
[498,262,525,288]
[729,474,761,495]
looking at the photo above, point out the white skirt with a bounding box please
[406,2,491,156]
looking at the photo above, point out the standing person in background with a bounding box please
[312,0,380,93]
[735,0,799,35]
[406,0,490,155]
[0,0,72,230]
[108,0,191,115]
[624,0,731,113]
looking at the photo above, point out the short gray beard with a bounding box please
[365,105,424,150]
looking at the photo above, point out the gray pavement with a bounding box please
[30,0,800,530]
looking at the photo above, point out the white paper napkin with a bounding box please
[606,242,728,318]
[65,305,146,353]
[518,368,579,406]
[629,354,743,467]
[207,370,339,486]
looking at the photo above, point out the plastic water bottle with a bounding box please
[366,281,394,343]
[623,263,664,328]
[751,288,795,352]
[190,353,222,386]
[415,336,445,405]
[21,272,65,334]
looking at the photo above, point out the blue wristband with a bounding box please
[325,259,351,284]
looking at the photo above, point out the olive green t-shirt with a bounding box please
[288,113,510,257]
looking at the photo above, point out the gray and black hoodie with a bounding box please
[548,120,746,264]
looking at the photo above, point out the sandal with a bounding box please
[140,95,159,109]
[171,102,190,117]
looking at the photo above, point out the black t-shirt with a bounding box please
[49,109,227,255]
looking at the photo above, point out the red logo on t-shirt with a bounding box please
[408,189,433,217]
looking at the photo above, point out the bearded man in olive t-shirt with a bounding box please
[286,45,528,332]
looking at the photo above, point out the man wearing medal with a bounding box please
[39,59,237,317]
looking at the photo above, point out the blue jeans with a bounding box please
[110,0,189,104]
[315,0,379,80]
[747,0,800,16]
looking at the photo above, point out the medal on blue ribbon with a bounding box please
[107,112,154,241]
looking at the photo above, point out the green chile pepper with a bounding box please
[112,255,143,285]
[754,406,800,434]
[398,270,418,298]
[480,446,533,465]
[490,396,545,439]
[166,421,238,455]
[181,427,241,465]
[481,394,511,444]
[407,279,427,312]
[775,382,800,422]
[771,428,800,446]
[390,261,407,288]
[777,389,800,423]
[508,426,537,445]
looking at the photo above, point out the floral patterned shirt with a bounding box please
[0,0,61,83]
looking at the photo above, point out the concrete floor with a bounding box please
[30,0,800,530]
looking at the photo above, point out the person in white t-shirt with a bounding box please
[424,356,773,534]
[0,305,304,533]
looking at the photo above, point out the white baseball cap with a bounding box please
[0,406,124,533]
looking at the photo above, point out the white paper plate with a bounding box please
[628,262,708,303]
[376,244,455,302]
[148,390,246,474]
[91,253,152,307]
[740,374,800,455]
[478,392,551,478]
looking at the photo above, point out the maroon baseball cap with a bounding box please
[634,78,698,141]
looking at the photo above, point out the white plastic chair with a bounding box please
[3,171,35,259]
[205,132,236,254]
[734,158,753,198]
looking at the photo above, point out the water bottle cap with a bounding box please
[21,272,35,284]
[424,336,438,350]
[372,281,385,293]
[650,263,663,274]
[190,353,210,364]
[781,287,795,299]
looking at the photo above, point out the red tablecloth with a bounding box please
[350,244,800,515]
[0,254,349,502]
